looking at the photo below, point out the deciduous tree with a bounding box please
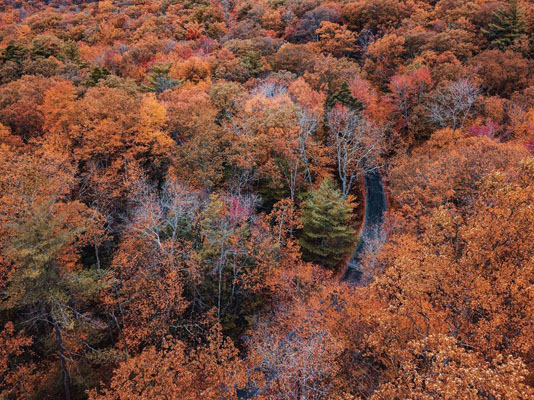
[327,104,383,198]
[88,326,245,400]
[426,78,479,130]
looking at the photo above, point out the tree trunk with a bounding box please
[94,242,101,270]
[54,322,71,400]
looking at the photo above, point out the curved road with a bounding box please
[238,171,386,398]
[342,170,387,284]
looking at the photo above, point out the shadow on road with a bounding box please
[342,170,386,284]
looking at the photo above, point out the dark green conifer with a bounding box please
[325,81,364,113]
[1,41,26,65]
[483,0,526,49]
[142,62,182,93]
[299,178,357,269]
[85,66,110,87]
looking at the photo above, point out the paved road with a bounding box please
[342,170,387,284]
[239,171,387,398]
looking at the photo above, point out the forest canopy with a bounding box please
[1,0,534,399]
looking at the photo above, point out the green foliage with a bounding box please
[1,41,26,65]
[325,81,364,113]
[85,66,111,87]
[59,40,81,63]
[1,199,108,327]
[142,62,182,93]
[30,36,62,59]
[196,195,271,339]
[483,0,526,49]
[198,196,248,330]
[299,178,357,269]
[239,51,263,77]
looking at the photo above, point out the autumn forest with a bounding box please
[1,0,534,398]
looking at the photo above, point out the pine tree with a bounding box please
[483,0,525,50]
[325,81,364,113]
[142,62,182,93]
[299,178,357,269]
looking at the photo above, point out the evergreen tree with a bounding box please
[59,39,81,63]
[84,66,110,87]
[0,41,26,80]
[325,81,364,113]
[1,41,26,65]
[299,178,357,269]
[483,0,525,49]
[142,62,182,93]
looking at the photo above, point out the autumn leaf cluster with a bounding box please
[1,0,534,399]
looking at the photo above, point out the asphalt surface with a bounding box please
[238,171,387,398]
[342,170,387,284]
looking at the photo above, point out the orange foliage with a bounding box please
[1,0,534,398]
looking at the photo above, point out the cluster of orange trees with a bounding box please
[1,0,534,398]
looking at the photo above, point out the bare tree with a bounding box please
[426,78,480,131]
[327,105,383,199]
[248,318,342,400]
[200,193,258,319]
[358,28,375,55]
[297,109,319,191]
[282,110,321,202]
[129,179,202,252]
